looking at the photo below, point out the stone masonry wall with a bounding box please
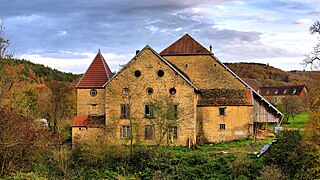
[197,106,252,143]
[162,55,246,89]
[105,48,197,146]
[77,88,105,116]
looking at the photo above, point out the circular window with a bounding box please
[157,70,164,77]
[90,89,97,97]
[134,70,141,77]
[169,87,176,95]
[123,88,129,95]
[146,87,154,95]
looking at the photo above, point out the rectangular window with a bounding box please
[144,125,154,140]
[220,124,226,130]
[169,126,178,141]
[219,107,226,116]
[173,104,178,119]
[168,104,178,119]
[144,105,154,119]
[120,104,130,119]
[120,125,131,139]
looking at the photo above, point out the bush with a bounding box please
[263,130,305,179]
[257,164,286,180]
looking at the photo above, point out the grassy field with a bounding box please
[285,112,309,129]
[266,112,309,131]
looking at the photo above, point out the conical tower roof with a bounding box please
[76,50,113,88]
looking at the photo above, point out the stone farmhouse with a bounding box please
[72,34,283,146]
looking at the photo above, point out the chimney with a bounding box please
[209,45,212,53]
[136,50,140,55]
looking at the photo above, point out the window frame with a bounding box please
[120,125,131,139]
[120,104,130,119]
[144,125,155,140]
[219,107,226,116]
[169,126,178,141]
[219,124,226,130]
[146,87,154,95]
[90,89,97,97]
[144,104,154,119]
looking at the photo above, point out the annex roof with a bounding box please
[259,84,306,96]
[103,45,199,91]
[71,115,105,127]
[76,50,114,88]
[160,34,211,55]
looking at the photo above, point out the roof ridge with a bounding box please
[160,34,211,55]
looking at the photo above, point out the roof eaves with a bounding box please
[99,51,111,80]
[75,53,99,88]
[211,54,283,118]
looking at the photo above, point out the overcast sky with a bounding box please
[1,0,319,73]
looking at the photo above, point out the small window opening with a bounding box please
[134,70,141,77]
[292,89,296,94]
[219,107,226,116]
[157,70,164,77]
[169,87,176,95]
[90,89,97,97]
[123,88,129,95]
[219,124,226,130]
[185,64,188,67]
[146,87,154,95]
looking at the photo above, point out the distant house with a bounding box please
[258,84,308,105]
[71,34,283,146]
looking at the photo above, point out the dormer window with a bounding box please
[292,89,296,94]
[90,89,97,97]
[283,89,287,94]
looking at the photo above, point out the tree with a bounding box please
[303,20,320,70]
[148,95,189,146]
[280,96,305,123]
[45,80,75,133]
[0,22,10,59]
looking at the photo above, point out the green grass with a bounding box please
[285,112,309,129]
[266,112,309,131]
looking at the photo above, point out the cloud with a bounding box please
[1,0,318,72]
[294,18,312,24]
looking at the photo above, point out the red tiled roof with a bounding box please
[71,115,105,127]
[259,84,306,96]
[160,34,211,55]
[76,50,113,88]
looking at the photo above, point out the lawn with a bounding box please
[283,112,309,129]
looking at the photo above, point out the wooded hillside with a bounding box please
[225,62,319,87]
